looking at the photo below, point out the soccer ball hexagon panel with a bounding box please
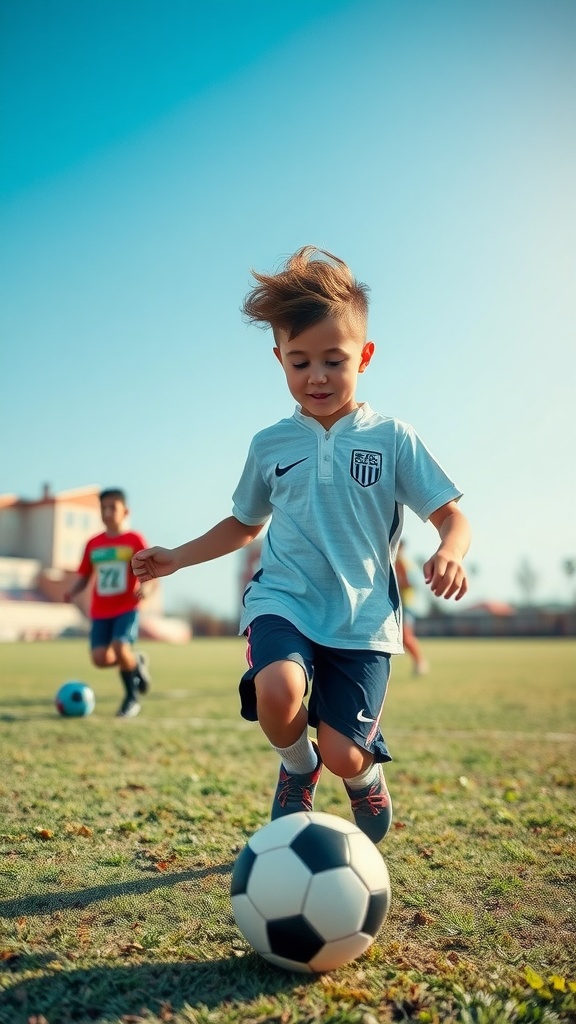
[231,811,391,973]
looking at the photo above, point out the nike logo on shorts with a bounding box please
[275,457,309,476]
[357,709,375,723]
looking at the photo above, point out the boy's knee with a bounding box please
[255,660,306,714]
[317,726,372,779]
[112,640,135,665]
[91,648,108,668]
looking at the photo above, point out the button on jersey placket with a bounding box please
[318,430,335,482]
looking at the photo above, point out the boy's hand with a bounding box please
[423,548,468,601]
[426,502,471,601]
[132,547,179,582]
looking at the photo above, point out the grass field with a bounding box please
[0,637,575,1024]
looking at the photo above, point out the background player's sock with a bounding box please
[120,669,139,700]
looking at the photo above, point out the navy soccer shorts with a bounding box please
[90,610,139,650]
[240,614,392,764]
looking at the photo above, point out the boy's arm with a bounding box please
[131,516,264,582]
[134,578,158,602]
[63,575,90,602]
[424,500,471,601]
[132,536,158,602]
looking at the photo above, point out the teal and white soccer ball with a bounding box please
[231,811,391,973]
[55,681,95,717]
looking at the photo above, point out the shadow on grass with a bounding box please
[0,864,233,918]
[0,712,59,721]
[0,695,58,720]
[0,953,310,1024]
[0,695,56,707]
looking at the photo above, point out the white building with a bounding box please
[0,484,102,578]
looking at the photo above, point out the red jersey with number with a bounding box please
[77,531,148,619]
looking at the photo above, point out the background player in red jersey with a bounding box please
[65,488,152,717]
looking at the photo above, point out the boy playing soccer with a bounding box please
[65,488,152,718]
[132,247,470,841]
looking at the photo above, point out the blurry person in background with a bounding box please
[395,540,429,676]
[64,488,152,717]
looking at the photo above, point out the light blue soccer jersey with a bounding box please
[232,403,462,653]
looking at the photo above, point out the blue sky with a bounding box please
[1,0,575,617]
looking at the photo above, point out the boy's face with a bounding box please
[273,315,374,429]
[100,497,128,534]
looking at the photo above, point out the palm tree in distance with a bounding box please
[516,558,538,607]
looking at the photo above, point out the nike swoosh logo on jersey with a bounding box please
[357,709,375,723]
[275,457,309,476]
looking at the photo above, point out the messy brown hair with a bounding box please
[99,488,127,505]
[242,246,370,341]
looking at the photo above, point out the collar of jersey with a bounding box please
[293,402,373,435]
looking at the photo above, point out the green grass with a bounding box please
[0,638,575,1024]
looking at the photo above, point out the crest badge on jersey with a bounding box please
[350,450,382,487]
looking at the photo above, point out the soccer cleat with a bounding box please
[136,652,152,694]
[344,766,393,844]
[116,697,141,719]
[271,743,323,820]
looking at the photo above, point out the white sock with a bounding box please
[272,730,318,775]
[344,762,381,791]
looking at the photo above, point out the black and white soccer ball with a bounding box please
[231,811,391,973]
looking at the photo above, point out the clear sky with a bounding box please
[1,0,575,618]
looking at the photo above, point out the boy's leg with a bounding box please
[403,617,429,675]
[90,618,117,668]
[311,647,393,843]
[91,647,118,668]
[136,652,152,693]
[112,612,144,717]
[255,659,322,818]
[114,641,141,717]
[240,616,321,819]
[318,723,393,844]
